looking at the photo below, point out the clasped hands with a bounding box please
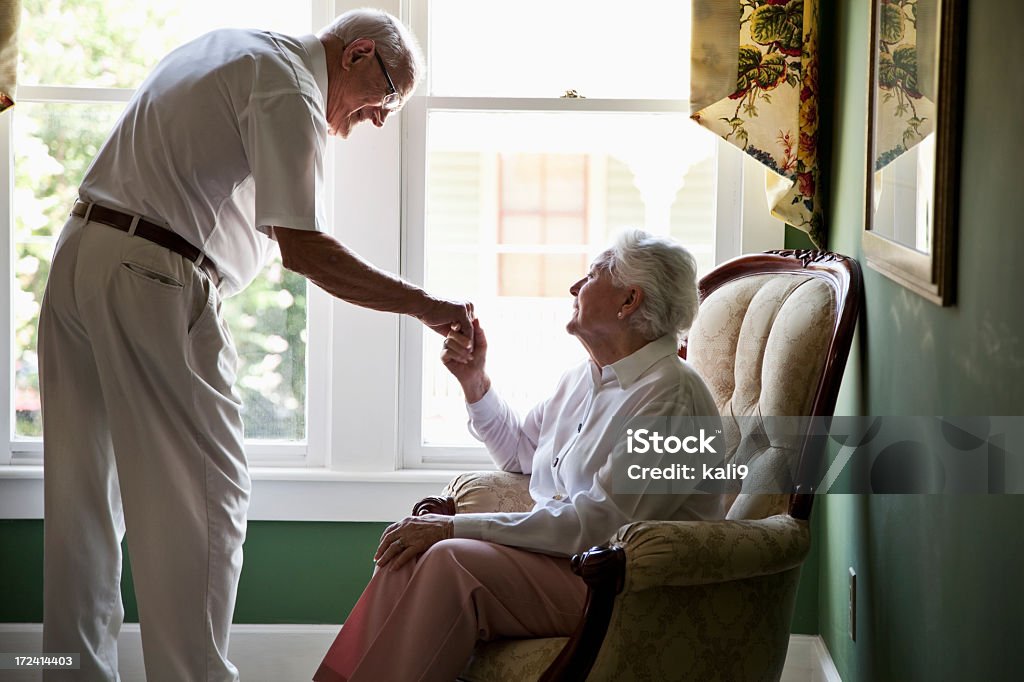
[419,297,475,344]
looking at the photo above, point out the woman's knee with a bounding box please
[417,538,499,576]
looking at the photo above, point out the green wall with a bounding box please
[0,520,386,624]
[0,515,821,632]
[819,0,1024,680]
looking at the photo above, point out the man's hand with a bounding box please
[374,514,454,571]
[274,227,475,346]
[441,319,491,403]
[417,298,475,348]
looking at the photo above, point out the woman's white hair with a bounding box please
[594,229,700,342]
[318,8,425,96]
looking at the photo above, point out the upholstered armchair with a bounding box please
[414,250,861,682]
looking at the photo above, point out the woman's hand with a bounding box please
[441,318,491,403]
[374,514,454,571]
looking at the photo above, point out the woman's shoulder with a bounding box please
[644,352,703,386]
[637,355,718,412]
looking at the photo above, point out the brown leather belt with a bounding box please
[71,200,219,285]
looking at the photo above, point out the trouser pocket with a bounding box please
[121,261,184,289]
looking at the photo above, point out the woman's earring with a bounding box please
[617,312,623,319]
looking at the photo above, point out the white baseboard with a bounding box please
[1,625,839,681]
[783,634,843,682]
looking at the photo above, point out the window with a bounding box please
[4,0,325,464]
[400,0,745,465]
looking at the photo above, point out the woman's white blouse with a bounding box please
[452,334,728,556]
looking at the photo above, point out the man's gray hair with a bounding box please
[318,8,425,96]
[594,229,700,341]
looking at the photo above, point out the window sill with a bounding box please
[0,466,467,522]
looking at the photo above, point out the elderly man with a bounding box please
[38,9,471,682]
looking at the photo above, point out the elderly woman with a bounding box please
[314,229,725,682]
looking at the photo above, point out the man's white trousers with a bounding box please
[38,217,250,681]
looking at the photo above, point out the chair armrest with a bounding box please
[536,516,808,681]
[612,514,810,593]
[412,470,533,516]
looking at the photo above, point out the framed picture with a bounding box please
[863,0,966,305]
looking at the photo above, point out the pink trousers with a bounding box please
[314,539,588,682]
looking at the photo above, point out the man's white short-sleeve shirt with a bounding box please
[79,29,329,296]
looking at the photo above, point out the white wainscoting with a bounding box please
[0,625,840,681]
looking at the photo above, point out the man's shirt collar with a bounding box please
[298,34,329,109]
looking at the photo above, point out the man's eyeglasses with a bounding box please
[374,51,402,111]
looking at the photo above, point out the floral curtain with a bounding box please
[873,0,936,172]
[690,0,823,247]
[0,0,20,113]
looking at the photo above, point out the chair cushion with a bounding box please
[458,637,568,682]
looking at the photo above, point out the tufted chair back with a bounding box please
[685,250,861,521]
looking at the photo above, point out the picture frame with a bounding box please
[862,0,966,306]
